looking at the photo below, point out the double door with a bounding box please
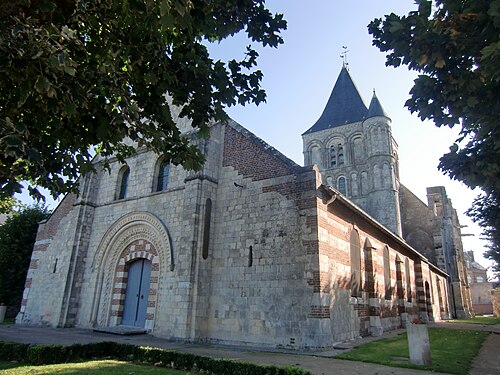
[122,259,151,327]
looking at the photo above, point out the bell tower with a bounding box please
[302,66,402,236]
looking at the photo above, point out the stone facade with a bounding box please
[18,66,465,348]
[18,116,450,348]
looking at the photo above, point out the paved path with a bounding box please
[0,322,498,375]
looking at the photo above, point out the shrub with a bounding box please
[0,341,312,375]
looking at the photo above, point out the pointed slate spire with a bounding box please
[367,90,390,119]
[303,66,368,135]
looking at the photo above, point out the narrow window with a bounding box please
[117,166,130,200]
[330,145,337,167]
[248,246,253,267]
[350,229,361,297]
[337,176,347,195]
[202,198,212,259]
[156,160,170,192]
[338,144,345,166]
[383,246,391,300]
[405,258,412,302]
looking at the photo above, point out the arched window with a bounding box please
[351,173,358,196]
[405,258,412,302]
[337,176,347,195]
[350,229,361,297]
[310,145,322,167]
[116,166,130,200]
[156,159,170,192]
[330,145,337,167]
[383,246,391,300]
[329,141,346,167]
[353,136,364,162]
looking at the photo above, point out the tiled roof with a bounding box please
[303,66,368,135]
[367,90,390,119]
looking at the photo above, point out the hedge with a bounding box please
[0,341,312,375]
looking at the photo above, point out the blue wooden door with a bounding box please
[121,259,151,327]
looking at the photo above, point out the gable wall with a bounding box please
[18,194,79,326]
[194,124,331,349]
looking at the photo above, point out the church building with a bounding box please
[17,66,471,349]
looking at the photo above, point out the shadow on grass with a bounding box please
[336,327,489,375]
[0,360,191,374]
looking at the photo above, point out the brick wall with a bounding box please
[223,123,299,181]
[35,194,76,244]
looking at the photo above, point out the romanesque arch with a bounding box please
[89,211,174,329]
[326,135,347,167]
[306,140,323,167]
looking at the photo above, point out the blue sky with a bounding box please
[208,1,492,271]
[19,1,492,272]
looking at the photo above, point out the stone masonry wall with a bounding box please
[17,194,79,326]
[399,184,435,263]
[200,123,328,349]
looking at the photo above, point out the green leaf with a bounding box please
[34,76,50,94]
[64,65,76,76]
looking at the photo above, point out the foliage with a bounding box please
[0,205,50,312]
[337,327,488,375]
[0,196,18,214]
[368,0,500,274]
[0,340,312,375]
[0,0,286,203]
[466,193,500,277]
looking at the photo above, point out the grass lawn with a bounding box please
[0,360,194,374]
[336,327,489,375]
[447,316,500,325]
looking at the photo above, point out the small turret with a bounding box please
[367,90,390,120]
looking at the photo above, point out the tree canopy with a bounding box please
[368,0,499,277]
[0,204,50,315]
[0,0,286,208]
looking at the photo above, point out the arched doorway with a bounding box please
[90,212,174,330]
[122,258,152,327]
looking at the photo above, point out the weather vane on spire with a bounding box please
[340,46,349,69]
